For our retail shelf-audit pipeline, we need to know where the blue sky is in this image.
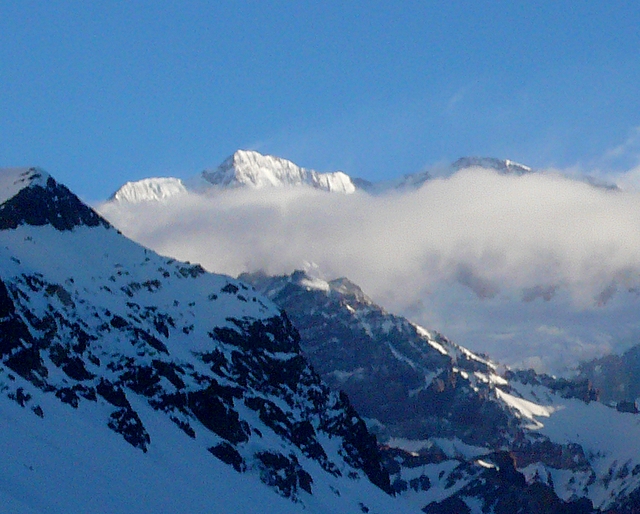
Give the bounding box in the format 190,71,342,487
2,1,640,201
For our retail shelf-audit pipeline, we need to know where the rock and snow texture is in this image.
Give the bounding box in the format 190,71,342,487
0,167,109,231
243,269,640,513
6,165,639,512
241,270,515,447
0,167,52,204
0,168,407,514
451,156,533,175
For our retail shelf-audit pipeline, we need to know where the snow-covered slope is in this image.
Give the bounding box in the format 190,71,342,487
108,151,357,203
109,177,188,203
106,152,537,203
202,150,357,193
106,150,618,207
0,168,409,514
0,381,358,514
242,269,640,513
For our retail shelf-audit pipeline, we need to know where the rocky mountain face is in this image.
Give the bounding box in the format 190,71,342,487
0,168,405,513
242,269,640,513
577,344,640,405
452,156,533,175
240,271,516,447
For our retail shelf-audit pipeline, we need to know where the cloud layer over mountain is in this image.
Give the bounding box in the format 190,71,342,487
99,167,640,374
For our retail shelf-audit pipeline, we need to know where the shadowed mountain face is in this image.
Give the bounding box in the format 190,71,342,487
0,168,109,230
241,269,640,513
0,167,399,513
578,345,640,405
451,156,532,175
241,271,597,444
241,270,515,446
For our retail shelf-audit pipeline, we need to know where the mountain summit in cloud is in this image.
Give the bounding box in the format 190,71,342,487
109,150,358,203
107,150,541,204
99,153,640,376
202,150,357,193
451,156,533,175
109,177,188,203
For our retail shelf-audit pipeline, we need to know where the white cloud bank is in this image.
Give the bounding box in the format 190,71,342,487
98,168,640,374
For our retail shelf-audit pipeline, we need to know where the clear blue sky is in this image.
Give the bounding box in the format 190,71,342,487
2,1,640,201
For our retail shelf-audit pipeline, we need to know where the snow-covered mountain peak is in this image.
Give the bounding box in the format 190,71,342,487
104,150,358,205
0,167,109,231
202,150,357,193
109,177,188,203
0,167,51,204
328,277,372,304
104,152,548,207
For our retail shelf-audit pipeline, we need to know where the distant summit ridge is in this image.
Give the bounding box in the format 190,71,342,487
202,150,356,193
108,150,357,203
107,150,544,205
109,177,187,203
452,156,533,175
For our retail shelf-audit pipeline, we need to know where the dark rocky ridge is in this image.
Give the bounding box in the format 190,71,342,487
0,168,110,231
241,270,627,513
242,270,530,446
578,344,640,405
452,156,533,175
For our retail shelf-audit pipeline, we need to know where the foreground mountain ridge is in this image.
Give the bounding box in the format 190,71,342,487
0,167,407,513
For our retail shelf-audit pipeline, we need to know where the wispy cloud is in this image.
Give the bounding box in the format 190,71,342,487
602,126,640,164
446,87,467,113
98,167,640,374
